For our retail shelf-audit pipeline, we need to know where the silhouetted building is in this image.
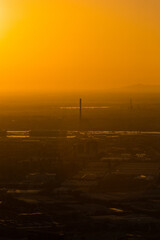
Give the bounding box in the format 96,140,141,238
130,98,133,110
80,98,82,120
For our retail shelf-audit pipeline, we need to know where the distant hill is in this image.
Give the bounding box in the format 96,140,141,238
124,84,160,93
106,84,160,94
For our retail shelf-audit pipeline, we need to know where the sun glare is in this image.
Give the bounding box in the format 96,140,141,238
0,2,8,35
0,1,26,38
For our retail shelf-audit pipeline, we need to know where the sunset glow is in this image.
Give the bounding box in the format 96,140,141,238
0,0,159,93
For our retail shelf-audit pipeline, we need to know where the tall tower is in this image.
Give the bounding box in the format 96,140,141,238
80,98,82,120
130,98,133,111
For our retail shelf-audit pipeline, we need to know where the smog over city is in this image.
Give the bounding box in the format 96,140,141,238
0,1,160,240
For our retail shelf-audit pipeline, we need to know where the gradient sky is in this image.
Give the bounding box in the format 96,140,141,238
0,0,159,93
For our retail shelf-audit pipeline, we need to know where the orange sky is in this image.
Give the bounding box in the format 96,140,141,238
0,0,159,93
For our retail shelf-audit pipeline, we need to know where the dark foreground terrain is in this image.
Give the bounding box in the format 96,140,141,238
0,131,159,239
